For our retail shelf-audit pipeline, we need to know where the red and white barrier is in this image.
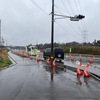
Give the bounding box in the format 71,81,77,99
89,56,95,64
36,55,40,62
76,61,83,75
83,63,91,77
46,57,50,65
52,58,57,67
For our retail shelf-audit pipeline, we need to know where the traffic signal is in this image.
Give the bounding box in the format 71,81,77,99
77,15,85,19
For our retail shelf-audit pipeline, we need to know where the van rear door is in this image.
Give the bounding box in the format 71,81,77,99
54,48,64,59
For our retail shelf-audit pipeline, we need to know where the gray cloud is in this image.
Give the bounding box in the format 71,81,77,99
0,0,100,46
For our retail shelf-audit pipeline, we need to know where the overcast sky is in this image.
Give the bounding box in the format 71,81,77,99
0,0,100,46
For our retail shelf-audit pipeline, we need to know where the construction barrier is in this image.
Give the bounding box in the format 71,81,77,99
83,63,91,77
76,61,83,75
36,55,40,62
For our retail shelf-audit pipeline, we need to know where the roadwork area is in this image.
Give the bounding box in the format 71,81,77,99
0,52,100,100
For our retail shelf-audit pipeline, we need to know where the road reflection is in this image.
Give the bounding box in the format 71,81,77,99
76,74,90,88
76,75,82,85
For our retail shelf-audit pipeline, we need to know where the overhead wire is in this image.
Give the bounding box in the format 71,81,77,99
59,0,86,42
31,0,81,41
55,21,81,41
54,5,82,41
54,5,81,35
59,0,84,36
30,0,83,42
71,0,85,36
65,0,75,16
75,0,87,31
74,0,80,14
30,0,49,16
62,0,86,41
54,5,72,15
76,0,86,30
76,0,88,42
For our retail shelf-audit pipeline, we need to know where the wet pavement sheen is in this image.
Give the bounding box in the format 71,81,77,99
0,52,100,100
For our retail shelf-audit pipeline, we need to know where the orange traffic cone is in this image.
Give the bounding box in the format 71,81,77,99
89,56,95,64
30,55,33,59
36,55,40,62
52,58,57,74
84,63,91,77
52,58,57,67
22,50,25,57
46,57,50,65
76,62,83,75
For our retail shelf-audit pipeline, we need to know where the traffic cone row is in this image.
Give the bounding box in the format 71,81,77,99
76,61,91,77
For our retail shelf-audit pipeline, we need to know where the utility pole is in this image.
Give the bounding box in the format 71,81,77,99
51,0,54,81
50,0,85,81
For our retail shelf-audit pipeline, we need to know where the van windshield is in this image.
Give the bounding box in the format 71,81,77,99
54,48,63,53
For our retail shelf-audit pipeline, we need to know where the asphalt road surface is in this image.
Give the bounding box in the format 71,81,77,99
0,52,100,100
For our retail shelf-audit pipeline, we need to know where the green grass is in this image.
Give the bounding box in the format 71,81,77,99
0,59,12,68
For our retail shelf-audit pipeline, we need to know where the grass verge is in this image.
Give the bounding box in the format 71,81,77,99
0,48,12,69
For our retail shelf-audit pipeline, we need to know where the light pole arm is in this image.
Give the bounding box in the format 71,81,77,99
54,14,71,18
54,14,85,21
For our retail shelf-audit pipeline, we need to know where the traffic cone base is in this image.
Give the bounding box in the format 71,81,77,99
76,70,83,75
30,56,33,59
84,72,91,77
36,56,41,62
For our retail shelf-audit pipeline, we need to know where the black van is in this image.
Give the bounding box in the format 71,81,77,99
43,47,64,61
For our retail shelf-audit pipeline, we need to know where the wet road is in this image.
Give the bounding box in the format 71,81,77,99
0,52,100,100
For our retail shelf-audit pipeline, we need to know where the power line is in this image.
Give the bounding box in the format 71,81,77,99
30,0,49,16
77,0,82,14
61,0,72,15
29,0,83,42
63,0,85,37
55,21,82,41
54,5,72,15
65,0,75,16
74,0,88,41
56,0,82,35
74,0,80,14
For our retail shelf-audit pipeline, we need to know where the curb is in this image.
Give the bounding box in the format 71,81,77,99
89,73,100,81
0,53,17,71
52,61,100,81
63,64,100,81
8,55,17,66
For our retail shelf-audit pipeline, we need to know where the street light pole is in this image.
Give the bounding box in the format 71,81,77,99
50,0,84,81
51,0,54,81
